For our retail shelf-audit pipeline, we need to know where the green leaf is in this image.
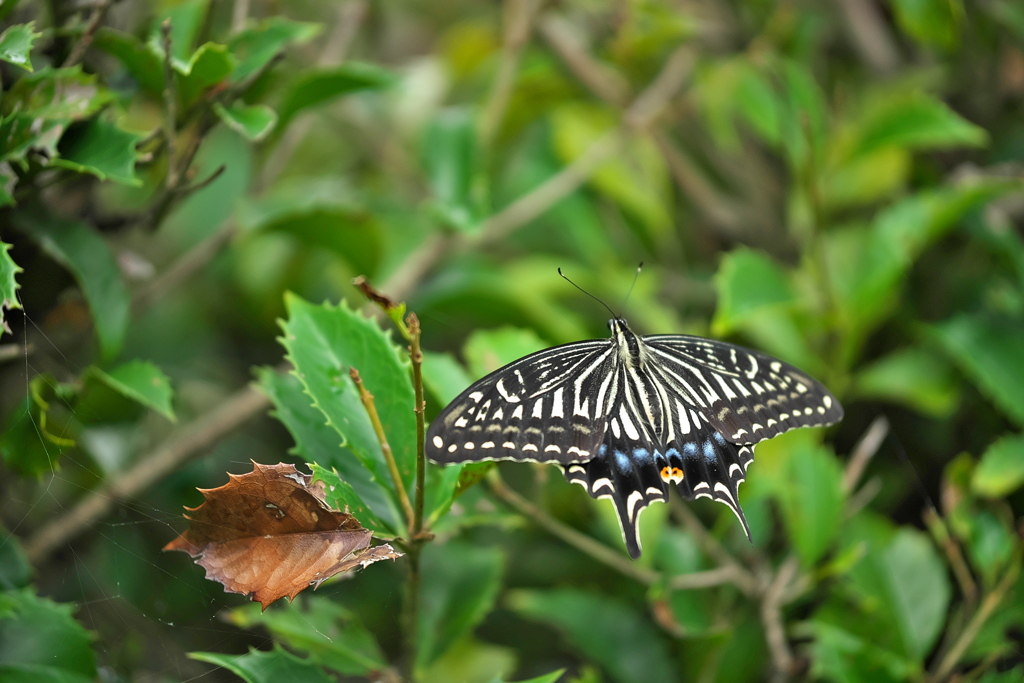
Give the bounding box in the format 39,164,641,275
53,119,142,186
756,430,845,567
972,433,1024,498
0,241,22,336
0,589,97,683
803,619,916,683
214,102,277,141
551,103,671,239
417,541,504,669
853,92,985,156
84,360,175,422
489,670,567,683
422,351,472,406
16,210,129,359
932,313,1024,426
257,367,400,532
421,107,485,231
174,42,235,108
712,248,796,334
226,599,386,675
190,646,334,683
510,588,676,683
279,295,416,529
151,0,209,61
228,16,321,83
892,0,963,50
463,327,547,379
92,29,163,94
0,22,39,71
0,396,68,477
0,523,32,590
277,62,397,127
853,346,960,417
236,177,381,274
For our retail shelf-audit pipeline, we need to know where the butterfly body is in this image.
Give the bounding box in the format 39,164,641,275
427,318,843,559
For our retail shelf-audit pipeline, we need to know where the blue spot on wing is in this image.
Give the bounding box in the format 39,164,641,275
614,450,633,473
713,431,726,445
702,440,716,463
632,448,652,464
682,442,698,458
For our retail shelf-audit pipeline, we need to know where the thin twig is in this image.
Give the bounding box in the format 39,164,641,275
480,0,539,145
836,0,902,74
668,497,758,595
231,0,251,34
486,472,660,585
408,313,427,538
842,415,888,493
924,507,979,610
62,0,114,68
349,367,416,528
25,384,271,563
668,565,746,591
762,556,799,682
928,552,1022,682
161,20,179,191
538,14,630,106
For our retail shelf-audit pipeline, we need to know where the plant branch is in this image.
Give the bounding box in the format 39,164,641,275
349,367,416,529
924,507,978,610
928,552,1022,682
486,472,660,585
160,20,179,191
842,415,888,493
62,0,114,68
480,0,539,145
25,384,271,563
668,497,758,595
761,556,799,682
407,313,427,538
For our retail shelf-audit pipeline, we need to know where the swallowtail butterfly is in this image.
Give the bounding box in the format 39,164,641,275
426,318,843,558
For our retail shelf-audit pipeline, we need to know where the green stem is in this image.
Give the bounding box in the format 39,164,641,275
349,366,415,529
408,312,426,538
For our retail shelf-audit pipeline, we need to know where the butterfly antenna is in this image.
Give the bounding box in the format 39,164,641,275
622,261,643,311
558,267,618,319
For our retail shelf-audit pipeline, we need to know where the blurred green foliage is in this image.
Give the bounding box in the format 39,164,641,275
1,0,1024,681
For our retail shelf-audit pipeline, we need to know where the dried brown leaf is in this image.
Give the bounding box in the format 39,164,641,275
164,461,401,609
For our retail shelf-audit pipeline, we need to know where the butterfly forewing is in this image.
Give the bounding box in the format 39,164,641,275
644,335,843,444
426,340,615,465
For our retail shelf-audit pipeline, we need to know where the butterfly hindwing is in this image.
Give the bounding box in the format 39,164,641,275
426,340,614,465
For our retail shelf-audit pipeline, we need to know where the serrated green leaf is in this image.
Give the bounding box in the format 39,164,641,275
16,210,129,360
853,346,959,417
932,313,1024,426
463,327,547,379
190,646,334,683
712,248,796,334
0,589,97,682
85,360,175,422
0,241,22,336
278,62,397,127
551,103,671,238
510,588,676,683
0,22,39,71
258,367,400,532
892,0,963,50
229,16,321,83
214,101,277,141
279,295,416,531
972,433,1024,498
417,541,504,669
53,119,142,186
226,599,386,675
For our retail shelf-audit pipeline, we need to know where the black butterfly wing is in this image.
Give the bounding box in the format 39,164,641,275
426,340,616,465
643,335,844,444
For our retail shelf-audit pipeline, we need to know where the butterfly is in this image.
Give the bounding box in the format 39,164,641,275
426,317,843,558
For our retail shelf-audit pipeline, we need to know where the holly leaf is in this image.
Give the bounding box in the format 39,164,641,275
0,241,22,336
0,22,39,71
164,462,401,609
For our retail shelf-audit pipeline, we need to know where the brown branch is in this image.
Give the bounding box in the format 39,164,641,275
160,20,179,191
62,0,114,68
486,472,660,585
538,14,630,107
25,384,271,563
668,496,758,595
761,556,799,682
842,415,888,493
836,0,902,74
924,507,978,610
480,0,540,145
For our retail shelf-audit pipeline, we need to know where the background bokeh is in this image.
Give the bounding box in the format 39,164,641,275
2,0,1024,681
